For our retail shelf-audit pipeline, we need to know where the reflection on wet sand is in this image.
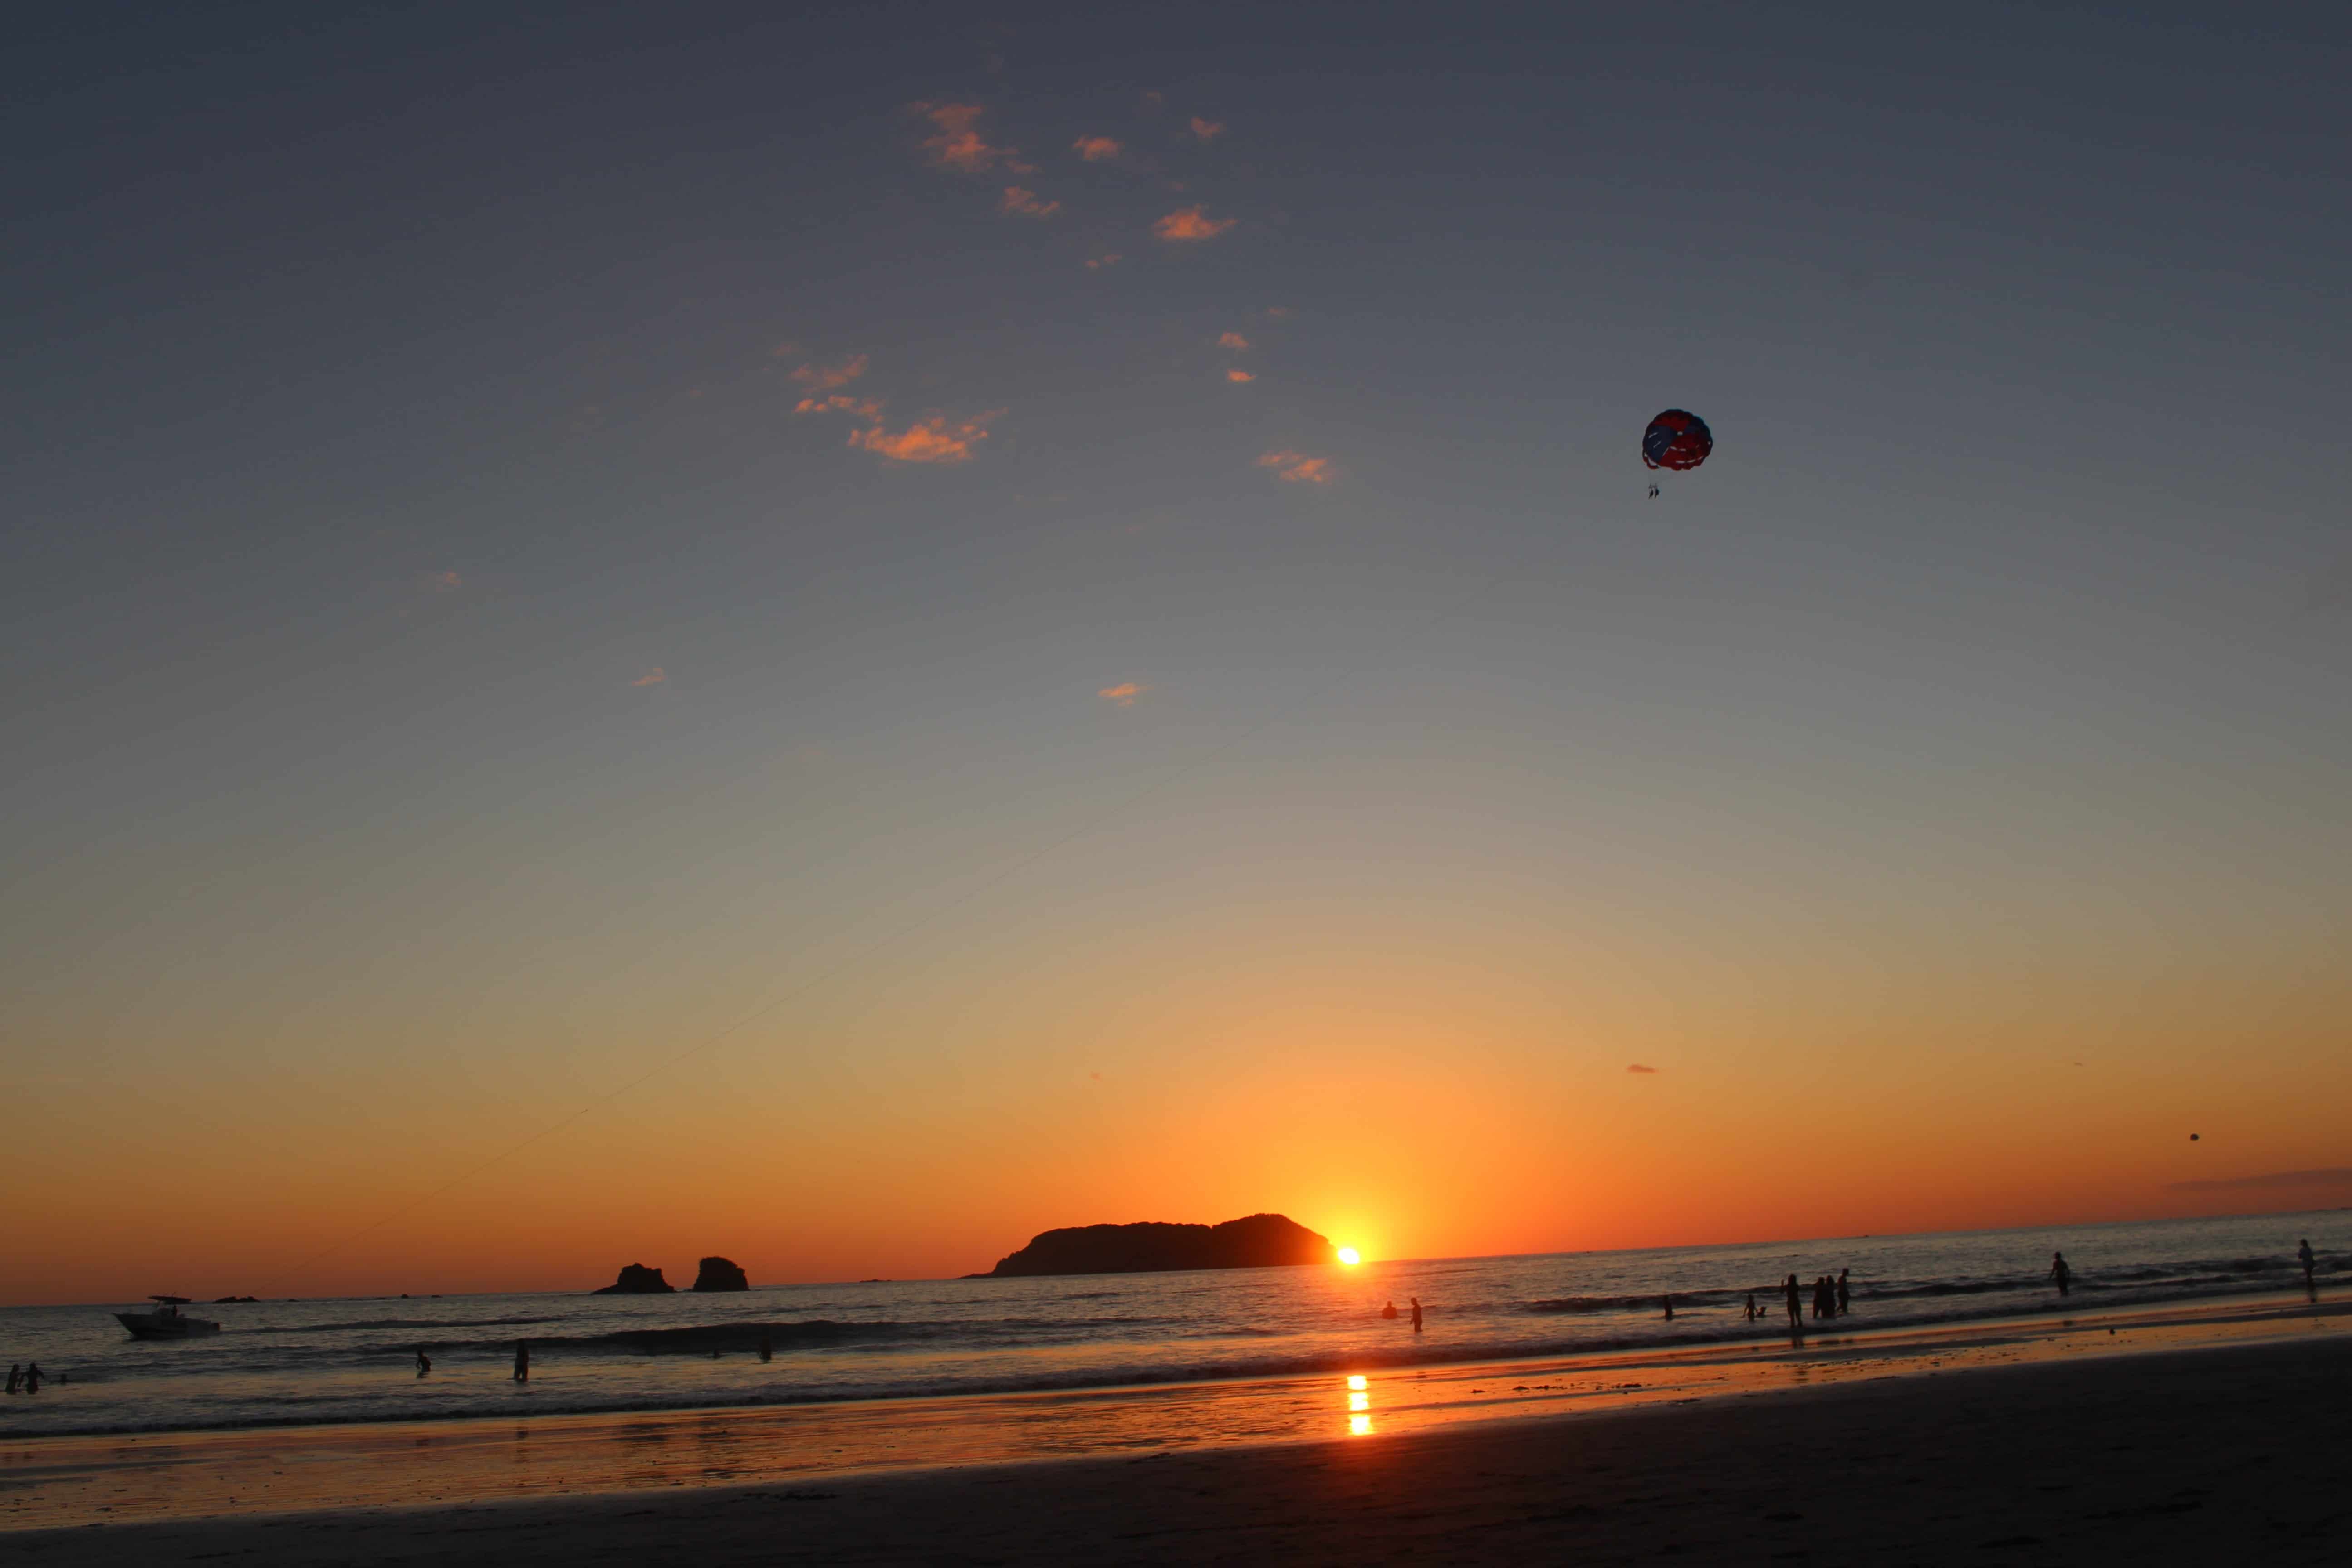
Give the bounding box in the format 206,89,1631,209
3,1293,2340,1531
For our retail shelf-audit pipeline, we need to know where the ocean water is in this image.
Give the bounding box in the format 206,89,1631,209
0,1210,2341,1440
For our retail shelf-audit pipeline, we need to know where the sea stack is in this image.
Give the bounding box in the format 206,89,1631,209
980,1213,1335,1277
593,1263,676,1294
691,1256,750,1292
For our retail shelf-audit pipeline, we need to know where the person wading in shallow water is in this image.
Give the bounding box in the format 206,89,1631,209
1410,1297,1423,1332
1837,1268,1851,1316
416,1349,431,1377
2300,1239,2318,1291
513,1340,529,1383
1783,1274,1802,1328
2049,1252,2072,1298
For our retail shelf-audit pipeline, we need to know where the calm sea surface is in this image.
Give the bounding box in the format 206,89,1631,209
1,1210,2341,1439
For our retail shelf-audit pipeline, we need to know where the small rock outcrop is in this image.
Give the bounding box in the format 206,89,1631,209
691,1255,750,1292
593,1263,676,1294
979,1213,1335,1278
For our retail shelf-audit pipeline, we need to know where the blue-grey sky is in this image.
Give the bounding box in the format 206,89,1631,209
5,1,2349,1300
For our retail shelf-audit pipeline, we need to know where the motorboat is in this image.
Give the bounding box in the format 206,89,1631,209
114,1295,221,1339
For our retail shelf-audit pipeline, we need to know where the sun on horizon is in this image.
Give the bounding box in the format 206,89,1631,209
1336,1247,1362,1266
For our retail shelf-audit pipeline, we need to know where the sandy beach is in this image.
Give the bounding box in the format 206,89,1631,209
6,1297,2344,1564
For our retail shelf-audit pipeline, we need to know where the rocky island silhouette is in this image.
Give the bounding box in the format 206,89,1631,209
976,1213,1335,1277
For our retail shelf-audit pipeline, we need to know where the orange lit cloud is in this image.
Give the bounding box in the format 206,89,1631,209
1085,252,1122,270
999,186,1061,218
794,392,886,420
1097,682,1144,707
1073,135,1121,162
790,354,868,395
632,668,667,688
848,412,998,464
914,102,1029,174
1256,451,1331,484
423,569,462,593
1189,117,1225,141
1153,206,1235,242
1225,369,1255,383
1627,1063,1659,1074
1217,331,1250,351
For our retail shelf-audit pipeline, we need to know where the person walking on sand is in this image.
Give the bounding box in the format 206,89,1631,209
1837,1268,1851,1316
1410,1297,1423,1332
2299,1239,2317,1290
512,1340,529,1383
2049,1252,2071,1298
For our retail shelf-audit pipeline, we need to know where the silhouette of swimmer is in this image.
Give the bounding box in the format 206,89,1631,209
416,1349,431,1377
2300,1239,2318,1289
1410,1297,1423,1332
2049,1252,2071,1297
1837,1268,1851,1316
1381,1300,1399,1320
512,1340,529,1383
1783,1274,1802,1327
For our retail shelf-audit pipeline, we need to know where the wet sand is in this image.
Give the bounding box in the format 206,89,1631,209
5,1298,2347,1563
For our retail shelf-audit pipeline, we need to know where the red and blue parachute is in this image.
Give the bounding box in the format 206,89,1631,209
1642,409,1713,475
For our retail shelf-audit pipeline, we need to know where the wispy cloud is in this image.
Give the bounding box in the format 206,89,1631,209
913,102,1029,174
790,354,868,395
1225,369,1255,383
1189,117,1225,141
1264,305,1292,318
423,569,462,593
1153,206,1236,242
632,667,667,687
1085,252,1122,270
2168,1167,2352,1192
1073,135,1122,162
1000,186,1061,218
1217,331,1250,351
848,412,999,464
1097,682,1144,707
1256,450,1332,485
795,392,887,420
1626,1063,1658,1074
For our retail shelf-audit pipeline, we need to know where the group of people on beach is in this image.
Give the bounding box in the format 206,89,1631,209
1735,1269,1851,1328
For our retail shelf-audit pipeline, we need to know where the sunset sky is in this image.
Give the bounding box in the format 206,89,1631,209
6,2,2349,1304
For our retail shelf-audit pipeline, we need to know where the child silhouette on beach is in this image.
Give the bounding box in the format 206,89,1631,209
2049,1252,2071,1297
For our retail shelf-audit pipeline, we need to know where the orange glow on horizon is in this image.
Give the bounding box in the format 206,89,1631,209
1336,1246,1361,1265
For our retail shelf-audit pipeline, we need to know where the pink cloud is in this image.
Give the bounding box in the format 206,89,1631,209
1000,186,1061,218
790,354,868,394
1217,330,1250,351
1073,135,1122,162
1626,1063,1658,1074
1189,117,1225,141
1225,369,1255,383
913,102,1029,174
1256,450,1331,484
794,392,886,419
848,412,999,464
1153,206,1236,242
1085,252,1123,270
1097,681,1144,707
632,667,667,688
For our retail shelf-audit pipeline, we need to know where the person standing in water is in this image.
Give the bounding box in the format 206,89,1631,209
416,1349,431,1377
22,1364,40,1394
1410,1297,1423,1332
2299,1239,2318,1290
2049,1252,2072,1297
1661,1294,1675,1321
1836,1268,1851,1316
512,1340,529,1383
5,1365,17,1394
1783,1274,1802,1328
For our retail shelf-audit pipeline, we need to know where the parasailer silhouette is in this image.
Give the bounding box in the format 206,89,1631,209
1642,409,1712,498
